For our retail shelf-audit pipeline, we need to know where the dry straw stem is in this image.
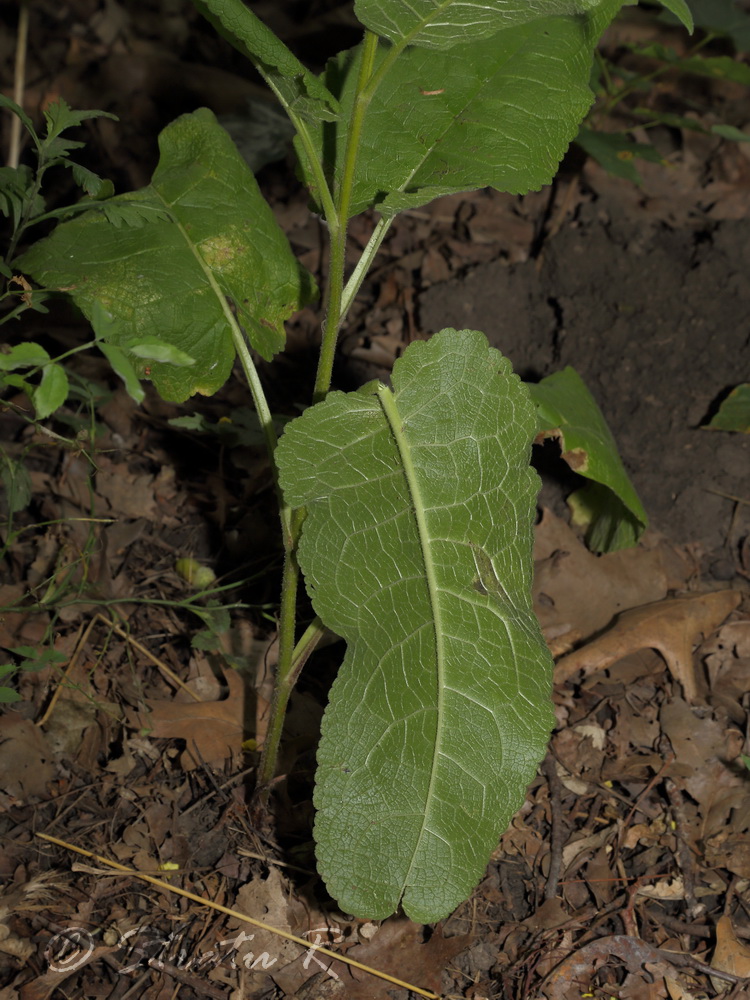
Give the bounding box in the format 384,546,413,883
36,833,441,999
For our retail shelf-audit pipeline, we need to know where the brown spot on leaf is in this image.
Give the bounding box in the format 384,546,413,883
561,446,588,472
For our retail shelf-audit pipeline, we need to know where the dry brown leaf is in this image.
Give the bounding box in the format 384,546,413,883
0,714,55,800
554,591,742,701
96,464,158,520
533,509,688,656
704,828,750,879
540,935,669,999
664,974,703,1000
711,915,750,993
230,868,301,973
128,667,244,770
336,919,471,999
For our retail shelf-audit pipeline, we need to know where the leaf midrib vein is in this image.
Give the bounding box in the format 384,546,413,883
375,382,446,904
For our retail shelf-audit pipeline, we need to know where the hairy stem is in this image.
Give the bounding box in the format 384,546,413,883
256,544,300,792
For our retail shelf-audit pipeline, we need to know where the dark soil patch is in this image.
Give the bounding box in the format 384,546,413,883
419,192,750,576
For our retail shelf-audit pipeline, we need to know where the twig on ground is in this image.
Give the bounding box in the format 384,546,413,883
542,756,565,901
665,776,699,917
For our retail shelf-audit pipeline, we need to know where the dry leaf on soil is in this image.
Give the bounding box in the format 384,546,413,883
330,919,471,1000
711,915,750,993
0,714,55,800
540,934,689,1000
533,509,688,656
223,867,301,975
127,667,244,770
554,591,742,701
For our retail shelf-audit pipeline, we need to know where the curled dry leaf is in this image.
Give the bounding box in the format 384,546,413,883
554,591,742,701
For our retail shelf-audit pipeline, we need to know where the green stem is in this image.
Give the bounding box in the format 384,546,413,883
229,323,292,549
253,75,338,229
255,604,328,795
313,30,380,403
255,544,299,790
340,215,394,322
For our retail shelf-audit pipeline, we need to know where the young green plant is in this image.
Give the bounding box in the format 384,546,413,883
12,0,691,921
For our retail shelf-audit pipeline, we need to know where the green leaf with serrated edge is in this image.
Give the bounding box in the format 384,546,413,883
303,1,624,217
69,162,109,197
276,329,554,922
42,99,118,140
1,374,32,394
10,646,67,671
0,343,50,371
575,126,665,185
9,646,35,658
192,0,339,123
191,629,222,652
355,0,623,49
190,603,231,635
98,201,172,228
44,138,86,161
0,165,41,228
528,367,647,552
0,688,22,703
703,383,750,433
18,109,315,402
32,363,69,420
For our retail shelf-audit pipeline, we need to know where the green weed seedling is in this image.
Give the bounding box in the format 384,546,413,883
4,0,693,922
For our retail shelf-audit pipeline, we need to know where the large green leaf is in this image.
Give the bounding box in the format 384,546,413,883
528,367,648,552
18,109,314,402
276,329,554,922
306,1,624,215
354,0,612,50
